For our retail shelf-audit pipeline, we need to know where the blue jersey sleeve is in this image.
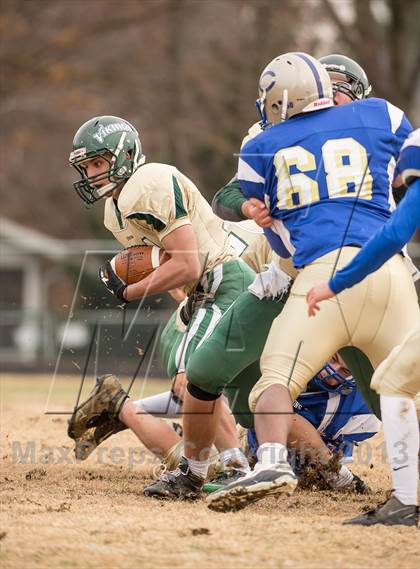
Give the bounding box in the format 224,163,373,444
394,114,412,156
395,129,420,185
329,179,420,294
237,137,266,201
385,101,413,164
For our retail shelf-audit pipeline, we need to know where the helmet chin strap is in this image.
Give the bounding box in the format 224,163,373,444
280,89,288,122
256,90,268,127
96,181,120,198
95,146,126,199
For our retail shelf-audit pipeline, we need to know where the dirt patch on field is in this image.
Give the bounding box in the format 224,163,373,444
1,375,419,569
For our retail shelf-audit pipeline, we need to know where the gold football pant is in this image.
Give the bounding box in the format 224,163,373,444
371,328,420,399
249,247,419,411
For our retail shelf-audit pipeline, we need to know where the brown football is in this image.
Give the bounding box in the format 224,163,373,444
110,245,170,285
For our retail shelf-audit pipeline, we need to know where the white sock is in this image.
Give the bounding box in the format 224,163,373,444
186,457,209,479
219,448,250,472
321,464,354,489
256,442,288,467
132,391,182,417
380,395,419,506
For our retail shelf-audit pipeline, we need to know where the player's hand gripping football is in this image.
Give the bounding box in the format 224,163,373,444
99,261,128,303
241,197,273,228
306,282,335,317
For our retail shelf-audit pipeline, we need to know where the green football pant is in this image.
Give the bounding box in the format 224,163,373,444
160,259,255,380
161,289,380,427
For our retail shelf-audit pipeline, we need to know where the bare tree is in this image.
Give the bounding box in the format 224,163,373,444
1,0,416,238
322,0,420,119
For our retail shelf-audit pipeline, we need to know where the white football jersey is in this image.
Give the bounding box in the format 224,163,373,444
104,163,237,291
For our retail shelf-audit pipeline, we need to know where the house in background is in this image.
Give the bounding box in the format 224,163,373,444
0,217,117,366
0,218,174,374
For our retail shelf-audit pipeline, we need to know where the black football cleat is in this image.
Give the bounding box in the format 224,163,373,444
348,473,370,495
143,457,204,500
343,495,419,527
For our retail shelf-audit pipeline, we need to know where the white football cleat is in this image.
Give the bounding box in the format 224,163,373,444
207,460,297,512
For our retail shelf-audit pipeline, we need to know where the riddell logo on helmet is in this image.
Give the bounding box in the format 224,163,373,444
93,123,132,144
302,98,333,113
313,98,332,107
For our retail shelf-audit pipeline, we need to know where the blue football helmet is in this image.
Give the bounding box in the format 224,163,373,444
311,361,356,395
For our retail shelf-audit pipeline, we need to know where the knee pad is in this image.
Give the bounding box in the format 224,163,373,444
187,382,221,401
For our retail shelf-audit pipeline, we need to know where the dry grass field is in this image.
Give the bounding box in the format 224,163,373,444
1,374,419,569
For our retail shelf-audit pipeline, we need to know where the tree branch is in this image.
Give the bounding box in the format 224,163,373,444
321,0,361,52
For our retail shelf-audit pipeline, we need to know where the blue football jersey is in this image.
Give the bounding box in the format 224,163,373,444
238,98,412,267
247,386,380,465
296,387,381,462
295,387,380,447
329,178,420,294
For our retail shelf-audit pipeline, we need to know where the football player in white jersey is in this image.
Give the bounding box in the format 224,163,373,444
69,117,257,495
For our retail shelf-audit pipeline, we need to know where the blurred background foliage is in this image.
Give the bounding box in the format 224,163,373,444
1,0,419,238
1,0,419,372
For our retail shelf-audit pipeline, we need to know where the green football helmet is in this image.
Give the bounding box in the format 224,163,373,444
69,116,145,205
319,54,371,101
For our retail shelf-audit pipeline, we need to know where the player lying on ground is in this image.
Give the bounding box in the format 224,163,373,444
306,129,420,525
192,52,418,526
68,373,242,478
143,227,383,498
69,351,379,494
69,116,257,479
205,351,380,494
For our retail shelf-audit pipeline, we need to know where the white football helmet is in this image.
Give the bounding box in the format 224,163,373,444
256,52,334,126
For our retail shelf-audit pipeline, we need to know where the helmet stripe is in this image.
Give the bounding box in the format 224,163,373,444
294,52,324,99
114,132,127,158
